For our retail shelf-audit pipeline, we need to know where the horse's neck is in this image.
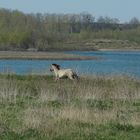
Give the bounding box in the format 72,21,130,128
53,68,59,75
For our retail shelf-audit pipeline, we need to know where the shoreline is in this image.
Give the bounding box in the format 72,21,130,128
0,51,97,60
0,49,139,60
98,48,140,51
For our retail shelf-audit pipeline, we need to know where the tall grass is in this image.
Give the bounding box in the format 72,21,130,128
0,74,140,140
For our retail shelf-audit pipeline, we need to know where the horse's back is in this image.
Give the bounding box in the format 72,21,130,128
58,69,73,77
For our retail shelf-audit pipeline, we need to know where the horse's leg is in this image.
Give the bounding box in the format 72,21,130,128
55,76,59,82
71,73,79,81
69,75,75,81
72,74,79,84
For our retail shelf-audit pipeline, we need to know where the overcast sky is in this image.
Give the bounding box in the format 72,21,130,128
0,0,140,22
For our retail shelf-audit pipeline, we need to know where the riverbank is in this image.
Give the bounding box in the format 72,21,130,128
0,51,97,60
60,39,140,51
0,48,140,61
99,48,140,51
0,74,140,140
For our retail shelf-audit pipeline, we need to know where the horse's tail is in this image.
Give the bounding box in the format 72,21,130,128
72,72,79,81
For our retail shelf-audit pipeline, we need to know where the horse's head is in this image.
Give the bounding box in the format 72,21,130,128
50,64,60,72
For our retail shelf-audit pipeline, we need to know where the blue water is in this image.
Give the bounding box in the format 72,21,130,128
0,51,140,77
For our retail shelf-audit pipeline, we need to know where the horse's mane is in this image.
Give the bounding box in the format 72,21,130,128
52,64,60,70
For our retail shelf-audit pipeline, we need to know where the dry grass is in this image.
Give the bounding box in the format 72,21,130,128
0,74,140,139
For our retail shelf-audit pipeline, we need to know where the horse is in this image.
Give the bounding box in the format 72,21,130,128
50,64,79,81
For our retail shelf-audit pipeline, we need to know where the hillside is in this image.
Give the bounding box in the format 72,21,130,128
60,39,140,51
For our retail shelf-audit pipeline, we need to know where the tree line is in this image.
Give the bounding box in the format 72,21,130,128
0,8,140,51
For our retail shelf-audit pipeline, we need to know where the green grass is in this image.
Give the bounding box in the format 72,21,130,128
0,74,140,140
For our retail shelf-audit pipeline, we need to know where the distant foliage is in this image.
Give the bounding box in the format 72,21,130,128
0,8,140,50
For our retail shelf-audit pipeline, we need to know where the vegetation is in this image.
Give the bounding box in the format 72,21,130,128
0,8,140,51
0,74,140,140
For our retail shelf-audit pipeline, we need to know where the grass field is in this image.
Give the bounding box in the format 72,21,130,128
0,74,140,140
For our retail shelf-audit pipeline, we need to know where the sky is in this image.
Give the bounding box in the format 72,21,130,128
0,0,140,23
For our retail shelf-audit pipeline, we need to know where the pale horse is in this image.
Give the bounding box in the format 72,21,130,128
50,64,79,81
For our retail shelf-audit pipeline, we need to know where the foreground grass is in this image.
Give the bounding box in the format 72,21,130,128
0,74,140,140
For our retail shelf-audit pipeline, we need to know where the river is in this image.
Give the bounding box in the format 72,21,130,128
0,51,140,77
